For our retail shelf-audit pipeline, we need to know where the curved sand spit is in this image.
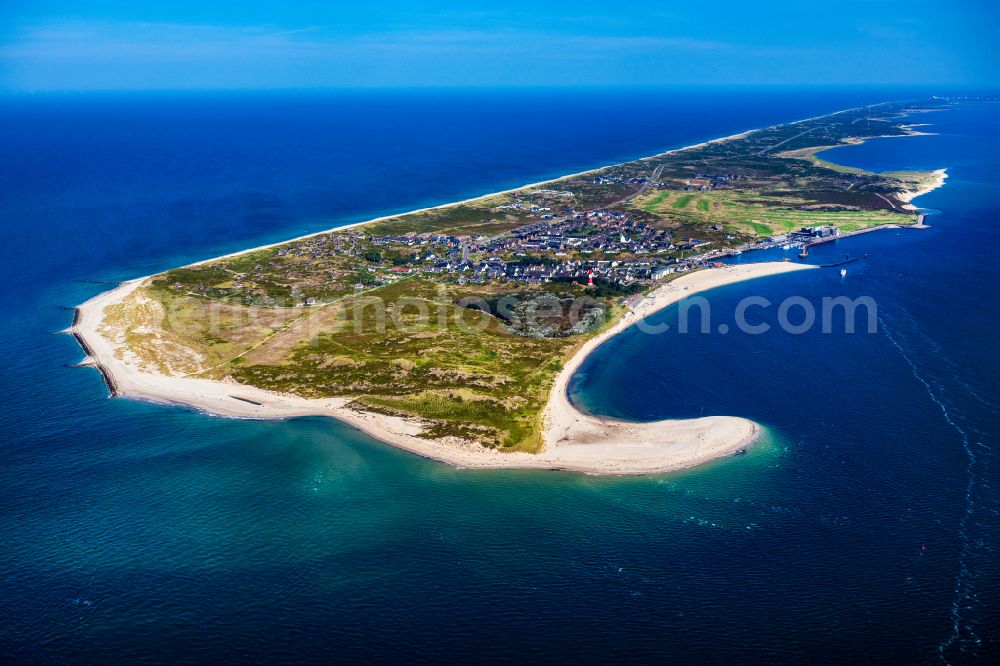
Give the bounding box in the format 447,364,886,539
73,261,815,475
69,100,944,475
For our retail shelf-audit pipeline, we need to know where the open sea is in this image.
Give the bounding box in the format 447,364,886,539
1,89,997,663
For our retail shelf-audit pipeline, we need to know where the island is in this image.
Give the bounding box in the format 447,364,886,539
72,98,949,474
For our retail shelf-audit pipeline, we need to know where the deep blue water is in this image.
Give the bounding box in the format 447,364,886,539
1,90,997,663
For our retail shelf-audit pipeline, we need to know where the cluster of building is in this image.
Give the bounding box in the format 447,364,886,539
683,173,739,191
592,173,650,186
790,225,840,240
184,178,862,304
256,206,701,289
502,209,675,254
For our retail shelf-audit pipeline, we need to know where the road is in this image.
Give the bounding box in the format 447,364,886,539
608,164,663,207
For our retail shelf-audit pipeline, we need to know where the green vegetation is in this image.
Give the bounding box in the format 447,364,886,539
672,194,696,209
745,221,773,236
641,190,671,213
223,279,585,451
634,188,918,237
776,144,870,175
109,98,947,452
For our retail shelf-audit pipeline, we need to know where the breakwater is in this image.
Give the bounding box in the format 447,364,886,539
69,307,120,398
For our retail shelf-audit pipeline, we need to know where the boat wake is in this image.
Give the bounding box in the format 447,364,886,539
879,314,987,662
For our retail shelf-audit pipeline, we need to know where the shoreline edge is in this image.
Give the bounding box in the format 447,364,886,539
74,262,815,475
69,100,950,475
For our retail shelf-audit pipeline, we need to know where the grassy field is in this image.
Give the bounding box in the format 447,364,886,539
672,194,696,209
116,278,609,452
777,144,943,192
776,144,869,175
634,188,917,237
230,278,595,451
641,191,670,213
107,99,944,454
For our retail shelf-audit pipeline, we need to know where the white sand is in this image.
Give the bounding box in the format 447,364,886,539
182,99,892,273
539,261,816,473
163,126,760,271
74,261,815,475
239,99,918,260
899,168,948,210
71,101,904,474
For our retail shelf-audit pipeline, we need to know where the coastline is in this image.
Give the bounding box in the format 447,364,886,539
149,97,895,273
159,127,759,271
776,120,949,214
899,168,948,210
73,262,813,475
538,261,816,473
69,100,941,475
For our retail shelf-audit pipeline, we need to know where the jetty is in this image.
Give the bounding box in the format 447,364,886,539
799,219,929,257
68,307,120,398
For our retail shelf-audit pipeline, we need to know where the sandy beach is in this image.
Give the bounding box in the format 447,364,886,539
99,98,900,281
67,100,907,475
899,168,948,210
166,126,760,271
176,98,898,273
73,261,815,475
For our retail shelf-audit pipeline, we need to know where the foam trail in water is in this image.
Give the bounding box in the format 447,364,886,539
882,307,1000,416
879,315,981,662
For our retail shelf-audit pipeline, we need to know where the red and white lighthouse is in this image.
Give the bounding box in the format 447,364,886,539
587,268,594,287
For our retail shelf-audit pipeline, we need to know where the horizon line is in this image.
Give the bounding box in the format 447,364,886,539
2,84,994,96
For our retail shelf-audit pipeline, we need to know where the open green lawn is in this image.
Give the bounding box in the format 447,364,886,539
742,221,773,235
641,190,671,213
635,188,917,237
672,194,696,209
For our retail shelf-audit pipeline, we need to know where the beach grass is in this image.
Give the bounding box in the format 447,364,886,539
99,99,944,456
130,277,594,452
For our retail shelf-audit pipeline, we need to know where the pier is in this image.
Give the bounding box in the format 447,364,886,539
819,256,861,268
798,220,928,257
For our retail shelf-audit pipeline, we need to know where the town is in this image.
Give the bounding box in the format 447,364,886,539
182,198,843,308
129,98,941,454
160,97,935,314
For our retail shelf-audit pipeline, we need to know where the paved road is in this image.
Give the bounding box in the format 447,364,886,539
608,164,663,207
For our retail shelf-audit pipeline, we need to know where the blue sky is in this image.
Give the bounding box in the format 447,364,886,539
0,0,995,90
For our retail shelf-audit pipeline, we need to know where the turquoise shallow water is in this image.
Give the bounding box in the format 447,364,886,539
1,91,997,662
